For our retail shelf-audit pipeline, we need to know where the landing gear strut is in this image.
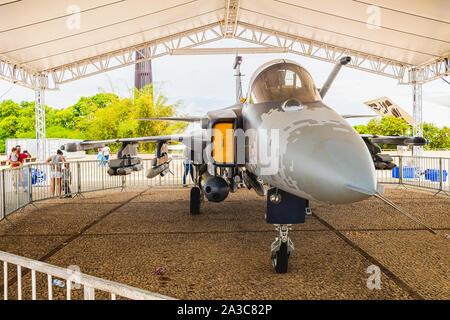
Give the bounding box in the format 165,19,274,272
271,224,294,273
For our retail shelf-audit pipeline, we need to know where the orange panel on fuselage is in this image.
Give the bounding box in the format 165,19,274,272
212,122,234,164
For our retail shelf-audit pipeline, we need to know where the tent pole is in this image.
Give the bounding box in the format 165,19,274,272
411,68,423,157
35,78,46,161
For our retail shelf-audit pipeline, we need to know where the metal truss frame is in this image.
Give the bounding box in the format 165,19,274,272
223,0,240,37
48,21,412,86
0,57,49,90
234,22,408,81
403,56,450,85
35,87,46,161
410,67,424,155
48,23,224,87
0,21,448,89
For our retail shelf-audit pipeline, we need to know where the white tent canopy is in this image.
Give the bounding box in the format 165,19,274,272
0,0,449,89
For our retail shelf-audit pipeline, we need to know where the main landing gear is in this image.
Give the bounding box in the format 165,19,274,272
190,186,202,215
190,165,204,215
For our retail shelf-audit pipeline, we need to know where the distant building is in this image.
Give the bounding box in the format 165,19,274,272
135,49,152,90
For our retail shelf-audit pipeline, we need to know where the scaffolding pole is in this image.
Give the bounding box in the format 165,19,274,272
411,68,424,156
35,86,46,161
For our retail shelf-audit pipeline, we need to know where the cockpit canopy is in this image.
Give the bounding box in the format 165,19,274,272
248,60,321,104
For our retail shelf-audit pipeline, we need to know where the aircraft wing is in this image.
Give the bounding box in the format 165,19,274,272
360,134,427,146
136,117,206,122
62,133,203,152
341,114,378,119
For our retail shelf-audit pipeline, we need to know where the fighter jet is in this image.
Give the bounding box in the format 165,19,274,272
62,56,427,273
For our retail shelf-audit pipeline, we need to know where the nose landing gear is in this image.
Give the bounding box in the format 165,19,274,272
267,188,308,273
271,224,294,273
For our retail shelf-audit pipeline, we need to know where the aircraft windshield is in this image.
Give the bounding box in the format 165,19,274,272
249,63,321,104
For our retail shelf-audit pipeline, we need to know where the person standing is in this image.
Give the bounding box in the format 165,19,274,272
97,147,103,166
46,149,65,198
8,147,18,167
10,145,31,167
9,146,31,191
62,162,72,198
182,148,194,186
8,147,19,190
102,144,111,166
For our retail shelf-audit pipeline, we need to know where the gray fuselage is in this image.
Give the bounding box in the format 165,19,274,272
242,100,377,204
239,58,377,204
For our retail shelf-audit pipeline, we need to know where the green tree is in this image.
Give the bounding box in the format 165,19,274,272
85,84,187,152
132,84,187,152
353,124,369,134
424,124,450,149
364,115,409,136
0,84,187,154
437,127,450,149
0,100,22,153
353,116,450,149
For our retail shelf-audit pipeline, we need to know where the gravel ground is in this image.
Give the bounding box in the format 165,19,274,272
0,186,448,300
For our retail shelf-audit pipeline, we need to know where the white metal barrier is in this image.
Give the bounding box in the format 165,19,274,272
0,156,448,223
0,158,193,222
376,156,450,194
0,250,174,300
0,156,448,300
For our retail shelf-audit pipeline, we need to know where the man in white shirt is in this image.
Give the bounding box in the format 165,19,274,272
102,144,111,166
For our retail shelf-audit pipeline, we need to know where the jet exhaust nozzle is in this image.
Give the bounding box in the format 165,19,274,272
202,174,229,202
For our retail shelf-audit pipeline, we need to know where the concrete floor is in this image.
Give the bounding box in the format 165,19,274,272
0,186,448,300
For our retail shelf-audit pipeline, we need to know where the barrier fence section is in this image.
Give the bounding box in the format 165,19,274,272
0,250,174,300
0,158,191,222
375,156,450,194
0,156,448,223
388,156,450,193
375,155,401,185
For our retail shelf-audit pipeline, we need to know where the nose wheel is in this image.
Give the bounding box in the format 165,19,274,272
271,224,294,273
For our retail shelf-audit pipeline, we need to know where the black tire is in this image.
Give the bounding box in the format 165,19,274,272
190,187,201,215
274,242,289,274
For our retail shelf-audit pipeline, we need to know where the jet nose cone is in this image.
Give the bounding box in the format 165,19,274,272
279,127,377,204
315,137,377,203
252,101,377,204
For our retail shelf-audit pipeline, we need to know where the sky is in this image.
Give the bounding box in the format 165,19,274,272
0,39,449,128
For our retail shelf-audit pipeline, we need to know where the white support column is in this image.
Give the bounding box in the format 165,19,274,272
35,78,46,161
411,68,424,156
